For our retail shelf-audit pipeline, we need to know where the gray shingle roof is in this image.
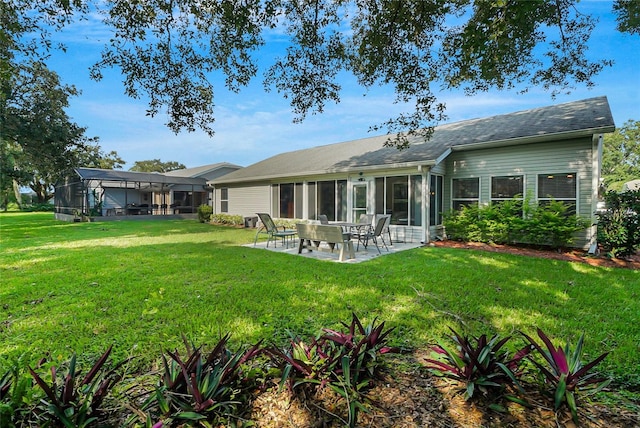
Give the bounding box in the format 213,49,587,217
75,168,207,185
213,96,614,184
165,162,241,178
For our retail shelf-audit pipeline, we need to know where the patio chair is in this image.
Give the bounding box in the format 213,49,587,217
375,214,392,246
354,215,390,254
357,213,374,226
254,213,297,248
318,214,329,224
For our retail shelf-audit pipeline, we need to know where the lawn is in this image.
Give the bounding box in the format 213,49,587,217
1,211,639,392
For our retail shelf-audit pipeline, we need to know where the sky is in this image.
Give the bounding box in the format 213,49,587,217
44,1,640,170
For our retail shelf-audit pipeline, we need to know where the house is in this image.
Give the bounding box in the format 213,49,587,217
55,162,241,220
209,97,615,248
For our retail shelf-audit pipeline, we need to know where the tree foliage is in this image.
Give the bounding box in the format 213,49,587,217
602,120,640,191
3,1,639,148
129,159,186,173
0,60,121,204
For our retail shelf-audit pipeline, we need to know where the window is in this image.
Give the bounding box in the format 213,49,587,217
491,176,523,201
538,173,577,214
220,188,228,213
452,178,479,210
491,176,523,215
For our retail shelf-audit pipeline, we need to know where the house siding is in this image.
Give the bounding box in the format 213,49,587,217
444,137,595,247
217,185,271,217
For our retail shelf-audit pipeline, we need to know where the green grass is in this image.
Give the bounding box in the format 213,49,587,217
1,212,638,388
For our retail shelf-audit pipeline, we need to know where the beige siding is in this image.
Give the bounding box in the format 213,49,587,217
216,185,271,217
444,138,595,247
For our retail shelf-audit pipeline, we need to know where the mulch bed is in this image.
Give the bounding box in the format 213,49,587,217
247,241,639,427
431,240,640,270
248,353,640,427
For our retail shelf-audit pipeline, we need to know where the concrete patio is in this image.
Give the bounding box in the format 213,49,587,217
247,237,424,263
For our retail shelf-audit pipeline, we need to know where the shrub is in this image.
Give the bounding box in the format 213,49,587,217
596,190,640,258
424,328,531,401
197,204,213,223
210,213,244,226
518,200,588,248
268,313,398,428
443,196,588,249
1,359,36,426
139,334,262,426
521,328,611,424
27,346,125,427
21,203,55,212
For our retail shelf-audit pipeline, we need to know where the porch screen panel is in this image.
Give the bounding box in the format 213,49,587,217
307,182,316,220
410,175,422,226
429,175,443,226
279,183,294,218
295,183,303,218
318,181,335,221
337,180,347,222
375,177,385,215
271,185,278,216
387,175,408,225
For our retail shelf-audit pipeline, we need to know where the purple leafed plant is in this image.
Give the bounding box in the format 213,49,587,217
28,345,124,427
521,328,611,424
424,328,531,401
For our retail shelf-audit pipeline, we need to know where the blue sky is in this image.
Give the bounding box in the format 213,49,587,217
45,1,639,170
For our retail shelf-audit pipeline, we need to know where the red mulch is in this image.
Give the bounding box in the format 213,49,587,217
431,240,640,270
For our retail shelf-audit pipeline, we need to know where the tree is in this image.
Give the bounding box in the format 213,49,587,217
0,61,98,203
73,145,126,170
602,120,640,191
4,1,640,148
130,159,186,173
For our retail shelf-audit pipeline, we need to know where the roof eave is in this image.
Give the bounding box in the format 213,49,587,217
211,160,437,185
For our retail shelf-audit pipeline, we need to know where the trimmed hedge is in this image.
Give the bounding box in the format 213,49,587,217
443,197,588,249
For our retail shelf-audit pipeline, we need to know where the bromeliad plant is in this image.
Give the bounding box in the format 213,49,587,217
424,328,532,401
27,345,124,428
269,313,399,428
521,328,611,424
141,334,262,426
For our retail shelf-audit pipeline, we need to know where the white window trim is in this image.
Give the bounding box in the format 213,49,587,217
490,175,525,203
536,172,579,214
451,177,481,209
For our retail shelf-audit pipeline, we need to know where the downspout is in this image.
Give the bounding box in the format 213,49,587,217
421,165,430,244
589,134,604,254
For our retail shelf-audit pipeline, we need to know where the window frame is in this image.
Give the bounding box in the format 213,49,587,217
220,188,229,213
451,177,480,211
537,172,578,214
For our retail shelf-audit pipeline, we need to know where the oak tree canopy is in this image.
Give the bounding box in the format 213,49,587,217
3,0,639,148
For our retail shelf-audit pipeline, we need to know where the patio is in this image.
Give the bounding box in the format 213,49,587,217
247,238,425,263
